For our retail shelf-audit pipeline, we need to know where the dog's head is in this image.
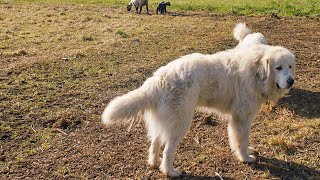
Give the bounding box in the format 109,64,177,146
272,49,296,90
166,2,171,6
127,4,133,11
255,46,296,99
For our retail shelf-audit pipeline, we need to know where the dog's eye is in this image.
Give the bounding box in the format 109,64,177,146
289,65,292,69
275,66,282,70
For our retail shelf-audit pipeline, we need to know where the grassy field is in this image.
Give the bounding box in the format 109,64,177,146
11,0,320,16
0,0,320,179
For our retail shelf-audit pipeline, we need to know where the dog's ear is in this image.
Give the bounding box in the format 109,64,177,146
255,53,278,94
254,54,277,97
254,54,270,80
290,52,296,77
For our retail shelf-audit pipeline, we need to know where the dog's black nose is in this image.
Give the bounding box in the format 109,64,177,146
287,77,294,86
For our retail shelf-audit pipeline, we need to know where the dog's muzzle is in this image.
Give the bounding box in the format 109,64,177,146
277,77,294,89
286,77,294,88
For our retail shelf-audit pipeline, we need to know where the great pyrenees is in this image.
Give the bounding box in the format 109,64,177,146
102,23,296,177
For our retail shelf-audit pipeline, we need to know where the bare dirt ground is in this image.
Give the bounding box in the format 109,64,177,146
0,3,319,179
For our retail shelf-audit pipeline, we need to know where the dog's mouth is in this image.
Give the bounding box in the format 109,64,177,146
276,83,293,89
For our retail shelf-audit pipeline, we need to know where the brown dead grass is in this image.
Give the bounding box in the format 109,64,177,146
0,2,319,179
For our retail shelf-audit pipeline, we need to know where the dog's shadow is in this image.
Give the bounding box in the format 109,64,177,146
278,88,320,119
170,155,320,179
170,174,234,180
250,156,320,179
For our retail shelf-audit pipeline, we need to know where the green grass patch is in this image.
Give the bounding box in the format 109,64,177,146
10,0,127,5
82,34,94,41
116,29,130,38
12,0,320,16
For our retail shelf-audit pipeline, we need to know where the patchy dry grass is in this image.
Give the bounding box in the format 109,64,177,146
0,2,319,179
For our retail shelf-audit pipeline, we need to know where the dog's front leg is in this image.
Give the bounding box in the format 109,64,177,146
139,6,142,14
228,115,256,162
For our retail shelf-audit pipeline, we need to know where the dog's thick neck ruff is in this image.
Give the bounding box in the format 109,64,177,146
257,82,289,102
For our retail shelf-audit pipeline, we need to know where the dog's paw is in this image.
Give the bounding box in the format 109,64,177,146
160,166,182,177
166,169,182,177
148,155,161,169
239,154,256,163
248,146,258,155
147,161,160,169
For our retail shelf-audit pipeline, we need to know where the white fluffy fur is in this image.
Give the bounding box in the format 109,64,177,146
102,23,296,177
233,22,251,42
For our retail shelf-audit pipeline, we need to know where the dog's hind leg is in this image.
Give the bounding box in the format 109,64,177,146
145,112,161,168
158,110,194,177
160,139,182,177
157,86,198,177
148,137,161,168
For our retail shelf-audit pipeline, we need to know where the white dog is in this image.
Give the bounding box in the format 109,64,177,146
102,23,296,177
127,0,149,14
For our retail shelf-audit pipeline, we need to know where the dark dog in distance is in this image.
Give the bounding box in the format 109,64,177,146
156,1,170,14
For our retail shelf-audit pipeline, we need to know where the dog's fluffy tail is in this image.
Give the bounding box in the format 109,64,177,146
233,22,252,42
102,77,158,127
